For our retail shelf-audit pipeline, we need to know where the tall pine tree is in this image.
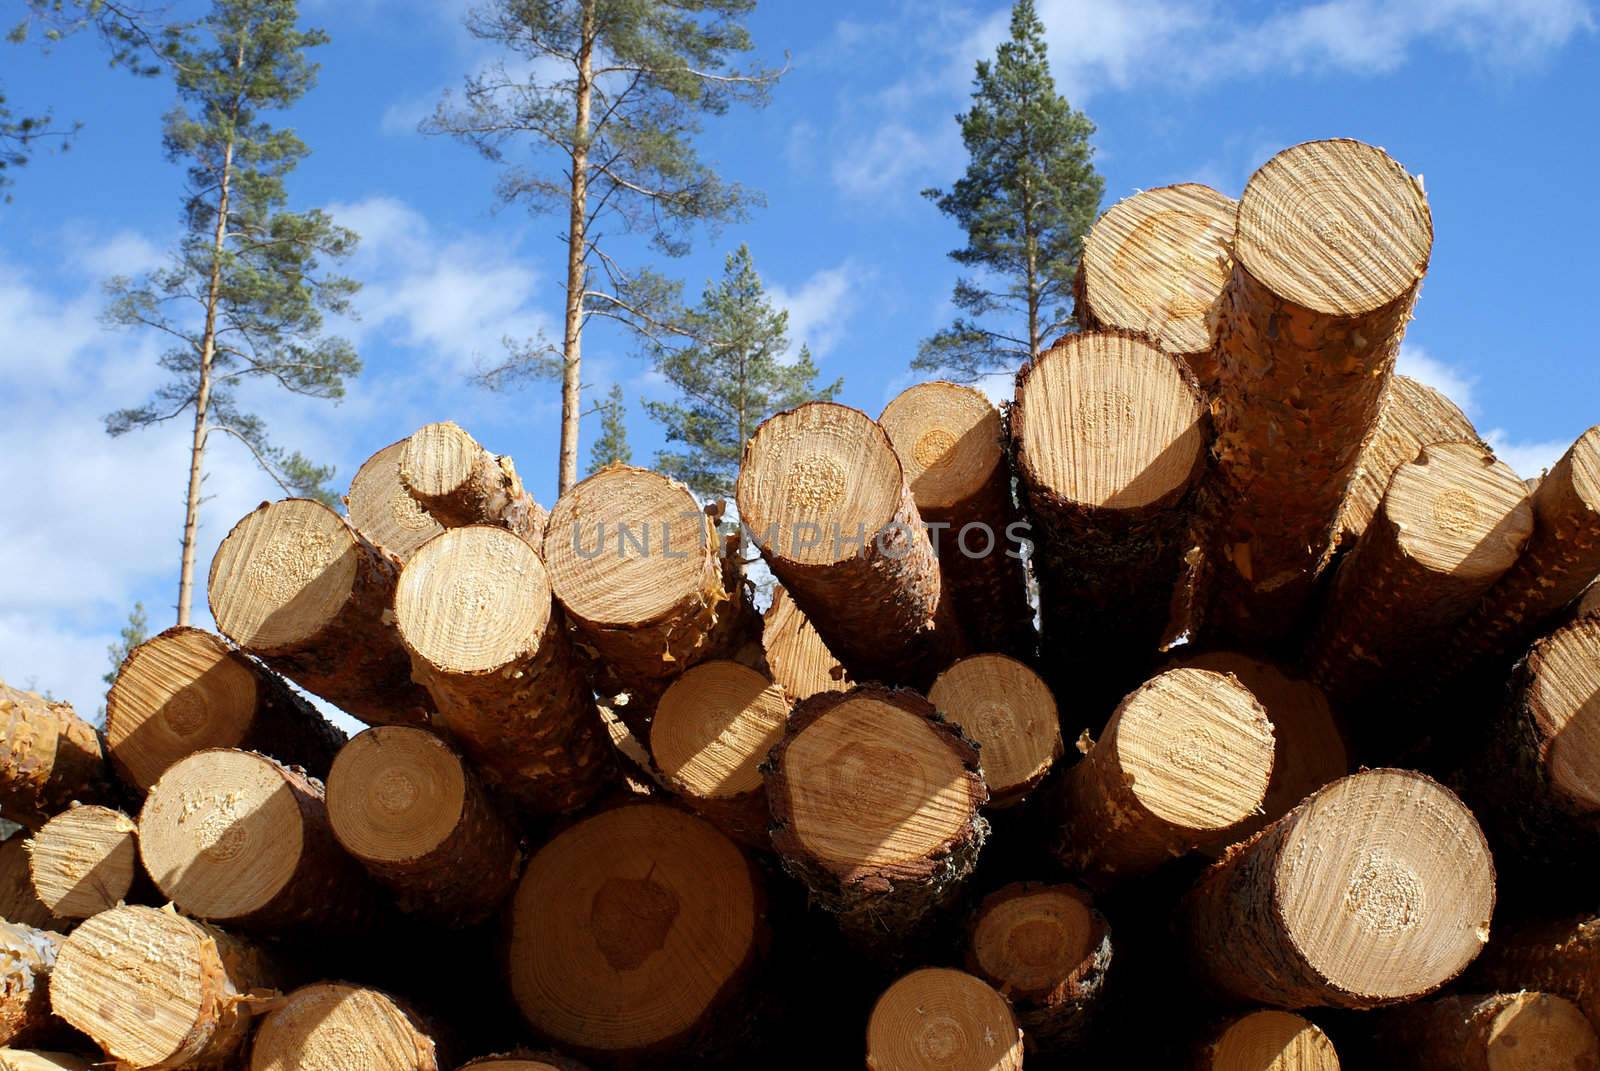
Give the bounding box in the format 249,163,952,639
104,0,360,626
588,383,632,473
916,0,1102,381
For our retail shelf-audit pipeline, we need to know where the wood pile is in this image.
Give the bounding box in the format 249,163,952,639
3,137,1599,1069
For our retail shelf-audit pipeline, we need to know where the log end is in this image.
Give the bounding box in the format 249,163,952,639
879,381,1004,513
966,882,1108,1004
27,805,138,920
347,437,445,563
1385,441,1532,579
327,727,467,865
650,661,787,801
1483,993,1599,1071
399,420,481,501
929,653,1063,807
865,968,1022,1071
1207,1010,1339,1070
250,983,438,1071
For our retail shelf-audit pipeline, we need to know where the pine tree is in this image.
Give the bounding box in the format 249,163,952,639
915,0,1103,382
104,0,360,627
103,602,149,688
588,383,632,473
423,0,783,494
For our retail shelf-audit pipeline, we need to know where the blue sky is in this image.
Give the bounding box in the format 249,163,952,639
2,0,1596,719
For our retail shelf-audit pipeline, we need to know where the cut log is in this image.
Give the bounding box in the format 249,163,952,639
1011,331,1207,696
879,381,1033,657
761,585,850,702
1335,374,1482,548
1074,183,1237,388
1578,580,1600,621
964,882,1110,1053
249,982,439,1071
0,921,63,1048
457,1058,590,1071
647,660,789,848
507,802,764,1065
394,525,613,815
1169,652,1348,848
865,967,1023,1071
1195,1010,1339,1070
1367,992,1598,1071
1309,441,1533,707
737,402,952,687
346,437,447,563
765,686,987,948
209,498,434,727
1469,915,1600,1030
399,421,546,544
327,727,520,926
0,684,110,828
1200,139,1432,642
0,1052,92,1071
50,904,278,1071
928,653,1063,807
0,841,56,933
1182,769,1494,1009
25,805,139,920
139,748,379,932
1054,668,1274,886
105,626,345,792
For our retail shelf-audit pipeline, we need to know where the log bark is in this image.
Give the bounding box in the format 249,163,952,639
25,805,141,920
1054,668,1274,887
1469,915,1600,1031
507,801,765,1067
249,982,439,1071
737,403,956,688
0,840,58,933
1181,769,1494,1009
50,904,279,1071
345,437,447,564
209,498,434,727
394,525,613,815
1197,139,1432,644
879,382,1034,658
865,968,1023,1071
1193,1010,1339,1070
0,684,111,829
0,922,63,1048
105,626,345,792
326,726,521,926
139,748,381,933
765,686,987,951
760,585,850,702
964,882,1110,1054
399,421,547,545
1577,580,1600,622
1074,183,1237,389
928,653,1063,808
1366,991,1599,1071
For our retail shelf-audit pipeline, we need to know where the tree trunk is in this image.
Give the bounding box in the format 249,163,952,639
1365,991,1599,1070
139,748,382,933
50,904,279,1071
557,0,596,495
879,381,1034,659
399,422,546,544
0,837,62,933
393,526,614,816
104,625,346,792
249,983,440,1071
0,921,64,1049
345,436,446,564
1053,668,1273,887
964,882,1110,1054
326,727,521,927
1469,915,1600,1031
1073,183,1237,389
1197,138,1432,645
927,653,1063,808
0,683,111,829
25,804,143,920
865,968,1023,1071
208,498,435,727
1193,1010,1339,1071
760,585,850,702
1181,769,1494,1009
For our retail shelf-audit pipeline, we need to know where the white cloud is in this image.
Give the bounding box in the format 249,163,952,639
1397,343,1478,417
1484,429,1570,481
831,122,962,201
65,228,167,279
770,261,867,360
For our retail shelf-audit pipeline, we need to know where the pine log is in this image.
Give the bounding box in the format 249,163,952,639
249,982,439,1071
105,626,345,792
345,437,446,563
0,841,56,933
765,686,987,948
1011,331,1207,695
879,381,1033,657
1074,183,1237,388
865,967,1023,1071
1182,769,1494,1009
1309,441,1532,707
1366,991,1598,1071
1055,668,1274,886
50,904,278,1071
0,922,63,1048
507,802,765,1066
458,1057,590,1071
394,525,613,815
326,727,520,926
1194,1010,1339,1070
737,402,954,688
1577,579,1600,621
139,749,380,932
0,684,111,828
964,882,1110,1053
928,653,1063,808
209,498,434,727
25,806,140,920
761,585,850,702
1469,915,1600,1030
399,421,546,544
1335,374,1482,548
0,1052,92,1071
647,660,789,848
1199,139,1432,643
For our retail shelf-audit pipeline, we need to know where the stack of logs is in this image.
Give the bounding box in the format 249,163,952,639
3,137,1600,1071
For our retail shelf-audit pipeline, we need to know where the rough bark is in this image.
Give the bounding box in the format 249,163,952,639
0,684,111,829
0,839,60,933
1365,991,1599,1071
249,982,440,1071
25,805,143,920
399,422,547,545
0,922,64,1048
1469,915,1600,1031
344,437,447,564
